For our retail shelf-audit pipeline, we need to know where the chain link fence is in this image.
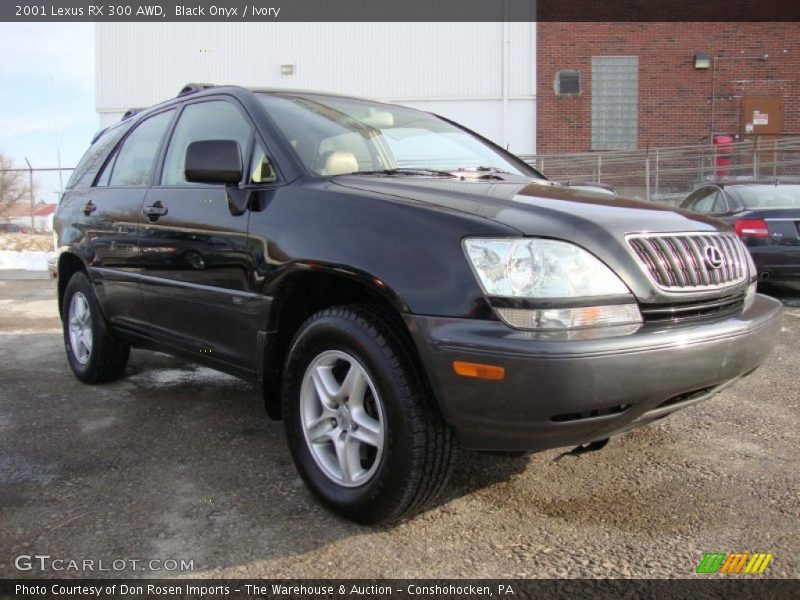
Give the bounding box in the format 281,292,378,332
5,137,800,223
519,136,800,206
0,165,74,231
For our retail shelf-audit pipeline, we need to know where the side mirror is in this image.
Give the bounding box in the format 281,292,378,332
185,140,243,185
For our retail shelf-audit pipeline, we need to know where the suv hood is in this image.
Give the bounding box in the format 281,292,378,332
333,176,722,236
333,176,738,304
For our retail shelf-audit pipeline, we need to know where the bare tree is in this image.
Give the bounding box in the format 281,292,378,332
0,151,34,215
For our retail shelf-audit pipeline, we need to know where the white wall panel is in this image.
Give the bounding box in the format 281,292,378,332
97,22,536,151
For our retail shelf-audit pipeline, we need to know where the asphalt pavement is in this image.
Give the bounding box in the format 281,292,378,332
0,276,797,578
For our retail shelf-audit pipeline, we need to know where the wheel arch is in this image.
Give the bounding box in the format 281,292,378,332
57,251,89,319
261,265,428,420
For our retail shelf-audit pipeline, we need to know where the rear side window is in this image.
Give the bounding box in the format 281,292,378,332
104,110,174,187
161,100,253,186
66,124,129,190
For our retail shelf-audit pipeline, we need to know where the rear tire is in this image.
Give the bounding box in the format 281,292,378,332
282,304,453,523
62,271,130,383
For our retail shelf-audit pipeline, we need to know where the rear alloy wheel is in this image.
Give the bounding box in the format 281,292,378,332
283,304,454,523
67,292,93,365
62,271,130,383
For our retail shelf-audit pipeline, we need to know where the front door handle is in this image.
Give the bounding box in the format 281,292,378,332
143,201,168,221
82,201,97,216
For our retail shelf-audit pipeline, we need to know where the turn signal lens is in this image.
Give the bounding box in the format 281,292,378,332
734,219,769,238
496,304,642,331
452,361,506,380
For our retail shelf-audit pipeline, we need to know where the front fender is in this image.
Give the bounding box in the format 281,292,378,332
247,180,515,318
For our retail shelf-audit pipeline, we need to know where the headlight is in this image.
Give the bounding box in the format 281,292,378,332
740,238,757,312
464,238,629,298
743,281,757,312
464,238,641,330
741,239,758,279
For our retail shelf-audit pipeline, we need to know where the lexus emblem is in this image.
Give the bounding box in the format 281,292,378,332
703,245,724,270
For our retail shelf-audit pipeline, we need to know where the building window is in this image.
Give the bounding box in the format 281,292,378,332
591,56,638,150
555,70,581,96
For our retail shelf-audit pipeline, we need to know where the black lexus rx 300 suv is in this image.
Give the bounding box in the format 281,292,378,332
54,85,782,523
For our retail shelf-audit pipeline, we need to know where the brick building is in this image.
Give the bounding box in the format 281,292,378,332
537,23,800,155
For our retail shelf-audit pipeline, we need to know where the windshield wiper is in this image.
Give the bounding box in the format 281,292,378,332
450,166,514,175
348,168,456,178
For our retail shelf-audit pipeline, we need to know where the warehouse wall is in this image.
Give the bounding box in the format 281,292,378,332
537,22,800,154
96,22,537,154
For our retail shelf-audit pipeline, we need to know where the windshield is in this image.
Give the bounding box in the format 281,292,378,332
734,184,800,209
258,93,537,177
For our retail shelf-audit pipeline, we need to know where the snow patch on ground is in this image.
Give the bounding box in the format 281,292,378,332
0,297,59,319
80,416,118,433
0,329,62,335
0,250,54,271
129,366,244,389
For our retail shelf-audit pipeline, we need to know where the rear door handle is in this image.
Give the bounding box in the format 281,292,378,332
143,201,168,220
82,201,97,216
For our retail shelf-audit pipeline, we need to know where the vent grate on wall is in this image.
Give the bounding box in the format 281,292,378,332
555,70,582,96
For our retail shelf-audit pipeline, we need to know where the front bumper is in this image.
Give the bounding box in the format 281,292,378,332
406,294,782,451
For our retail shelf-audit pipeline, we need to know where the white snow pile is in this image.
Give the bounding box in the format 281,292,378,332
129,366,248,389
0,250,55,271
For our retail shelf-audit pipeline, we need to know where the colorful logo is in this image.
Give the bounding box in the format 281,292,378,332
696,552,773,574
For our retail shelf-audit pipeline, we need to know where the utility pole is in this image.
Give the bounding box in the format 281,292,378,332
24,157,34,230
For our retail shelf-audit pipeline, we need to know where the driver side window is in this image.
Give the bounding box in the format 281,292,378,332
250,144,277,184
161,100,252,186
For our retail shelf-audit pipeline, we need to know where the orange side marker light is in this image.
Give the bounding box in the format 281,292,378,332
452,361,506,380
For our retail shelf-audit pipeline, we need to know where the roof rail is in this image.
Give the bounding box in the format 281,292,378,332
121,108,145,121
178,83,216,97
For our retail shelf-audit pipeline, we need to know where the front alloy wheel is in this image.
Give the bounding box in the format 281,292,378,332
300,350,385,487
282,305,454,523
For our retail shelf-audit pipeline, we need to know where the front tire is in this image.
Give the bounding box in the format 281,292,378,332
62,271,130,383
282,305,453,523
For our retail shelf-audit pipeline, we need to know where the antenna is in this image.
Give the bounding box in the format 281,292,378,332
49,77,64,196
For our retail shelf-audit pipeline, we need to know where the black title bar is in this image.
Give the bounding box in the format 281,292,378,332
2,579,799,600
2,0,800,22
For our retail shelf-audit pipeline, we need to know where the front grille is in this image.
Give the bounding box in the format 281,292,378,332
627,232,748,292
640,294,745,322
